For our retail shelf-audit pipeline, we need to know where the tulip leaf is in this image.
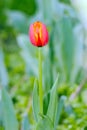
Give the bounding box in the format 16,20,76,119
6,11,29,33
43,57,53,93
0,126,4,130
33,79,40,122
54,16,83,84
47,75,59,122
61,16,75,82
21,114,30,130
36,115,54,130
54,96,66,130
0,89,3,126
2,88,18,130
17,34,38,76
41,0,52,20
0,48,8,87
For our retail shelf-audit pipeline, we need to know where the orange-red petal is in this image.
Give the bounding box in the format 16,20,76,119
29,21,49,47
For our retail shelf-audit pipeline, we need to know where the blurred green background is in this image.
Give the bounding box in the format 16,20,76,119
0,0,87,129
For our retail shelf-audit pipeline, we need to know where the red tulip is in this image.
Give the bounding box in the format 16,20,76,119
29,21,49,47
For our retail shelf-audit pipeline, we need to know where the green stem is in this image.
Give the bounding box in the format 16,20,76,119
39,48,43,114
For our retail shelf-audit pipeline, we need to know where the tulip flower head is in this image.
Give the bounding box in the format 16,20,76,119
29,21,49,47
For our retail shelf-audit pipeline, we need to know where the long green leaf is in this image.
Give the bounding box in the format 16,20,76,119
54,96,66,130
2,88,18,130
61,16,75,82
33,79,39,122
36,116,54,130
0,96,4,130
0,48,8,87
55,16,83,84
21,114,30,130
17,34,38,76
6,11,28,33
47,75,59,122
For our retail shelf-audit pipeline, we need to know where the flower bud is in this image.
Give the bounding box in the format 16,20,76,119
29,21,49,47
